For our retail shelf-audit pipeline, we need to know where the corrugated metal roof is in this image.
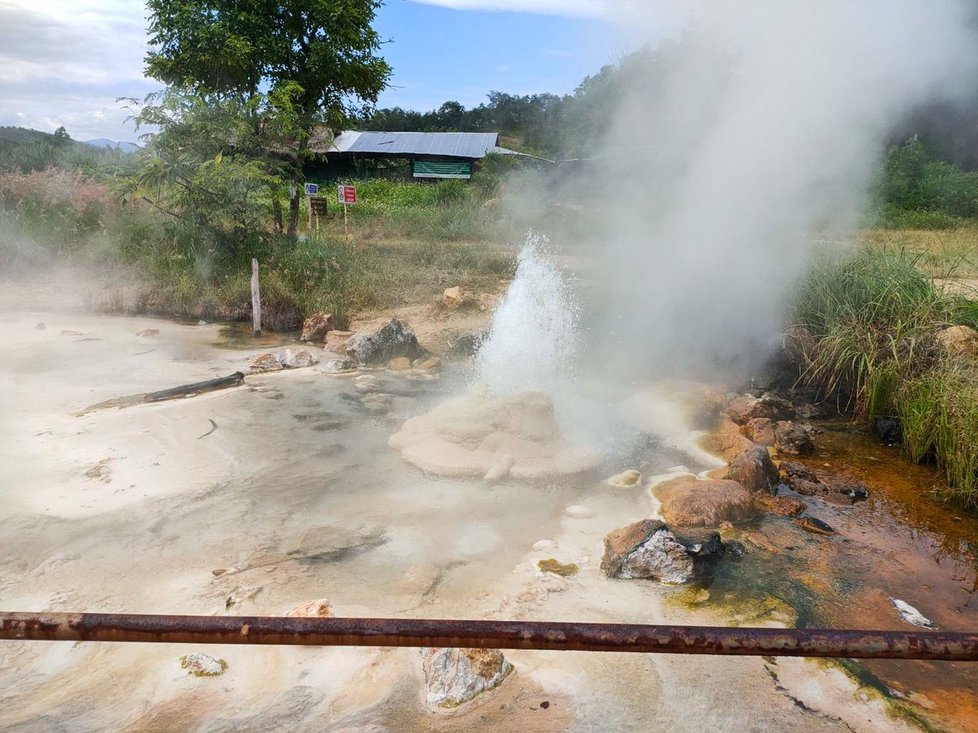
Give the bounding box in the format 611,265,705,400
327,131,500,159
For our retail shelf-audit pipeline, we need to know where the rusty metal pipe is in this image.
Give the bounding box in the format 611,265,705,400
3,612,978,660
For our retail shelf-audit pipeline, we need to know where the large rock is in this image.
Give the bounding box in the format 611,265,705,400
300,312,334,343
247,347,320,373
725,445,779,493
726,393,795,426
346,319,423,366
936,325,978,359
654,476,755,527
324,330,354,353
699,430,755,463
601,519,720,584
743,417,775,446
422,647,513,708
773,421,815,456
442,286,467,308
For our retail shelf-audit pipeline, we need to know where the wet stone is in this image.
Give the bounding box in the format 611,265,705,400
654,476,755,527
346,319,423,366
725,445,779,493
601,519,718,584
773,421,815,456
422,647,513,708
792,515,836,535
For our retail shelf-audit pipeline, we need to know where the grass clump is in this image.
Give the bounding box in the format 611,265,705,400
794,245,978,507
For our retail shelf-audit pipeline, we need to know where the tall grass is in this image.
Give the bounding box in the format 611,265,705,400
794,245,978,506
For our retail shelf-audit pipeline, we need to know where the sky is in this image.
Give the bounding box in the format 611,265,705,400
0,0,624,143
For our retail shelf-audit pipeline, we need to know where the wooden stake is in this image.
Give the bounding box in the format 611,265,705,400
343,203,349,240
307,199,312,231
251,258,261,337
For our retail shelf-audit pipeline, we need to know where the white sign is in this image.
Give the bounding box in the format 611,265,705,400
304,182,319,196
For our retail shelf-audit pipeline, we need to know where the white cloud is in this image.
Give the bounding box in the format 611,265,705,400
0,0,152,141
409,0,608,17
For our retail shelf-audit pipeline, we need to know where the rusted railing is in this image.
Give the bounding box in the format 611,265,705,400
3,612,978,660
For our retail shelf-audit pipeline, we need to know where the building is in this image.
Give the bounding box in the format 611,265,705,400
305,130,525,182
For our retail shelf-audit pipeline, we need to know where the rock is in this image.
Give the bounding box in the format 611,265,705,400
280,347,319,369
754,493,806,517
35,322,46,330
936,324,978,359
537,558,579,577
422,647,513,708
354,374,380,393
872,416,902,445
891,598,934,628
412,356,442,372
773,421,815,456
387,356,412,371
840,484,869,502
781,326,816,365
654,477,755,527
741,530,781,554
247,347,319,373
136,328,160,337
699,430,755,463
743,418,775,446
726,393,795,425
321,357,357,374
606,469,642,488
324,330,354,352
300,312,334,343
725,445,779,493
792,515,836,535
780,461,819,484
286,599,333,617
346,319,423,366
600,519,719,584
180,653,227,677
442,286,467,308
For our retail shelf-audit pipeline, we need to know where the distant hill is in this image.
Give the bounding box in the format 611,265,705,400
84,138,140,154
0,126,59,146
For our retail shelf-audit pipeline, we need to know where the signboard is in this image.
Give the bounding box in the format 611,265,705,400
304,182,319,196
337,184,358,205
309,197,328,216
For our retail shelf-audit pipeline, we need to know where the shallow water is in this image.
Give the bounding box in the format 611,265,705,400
0,312,972,731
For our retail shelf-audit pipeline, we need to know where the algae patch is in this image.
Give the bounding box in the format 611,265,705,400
537,558,579,577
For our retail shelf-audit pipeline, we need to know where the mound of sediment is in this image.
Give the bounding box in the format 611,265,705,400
389,389,598,481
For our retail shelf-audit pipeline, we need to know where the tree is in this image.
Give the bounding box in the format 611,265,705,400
52,126,71,146
144,0,391,235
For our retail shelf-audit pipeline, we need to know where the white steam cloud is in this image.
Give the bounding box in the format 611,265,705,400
592,0,978,381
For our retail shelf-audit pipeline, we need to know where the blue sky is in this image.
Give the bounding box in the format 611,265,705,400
0,0,627,142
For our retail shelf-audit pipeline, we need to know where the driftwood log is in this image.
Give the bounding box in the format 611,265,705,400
143,372,245,403
77,372,245,415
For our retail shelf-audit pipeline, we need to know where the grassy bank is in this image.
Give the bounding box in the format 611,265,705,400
793,242,978,507
0,168,513,329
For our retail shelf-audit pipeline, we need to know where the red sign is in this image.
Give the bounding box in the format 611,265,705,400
337,185,357,205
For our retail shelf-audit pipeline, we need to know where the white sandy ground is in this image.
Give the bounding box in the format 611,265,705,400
0,311,921,732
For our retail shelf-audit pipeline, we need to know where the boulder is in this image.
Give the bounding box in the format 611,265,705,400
422,647,513,708
300,312,334,343
286,599,333,618
654,476,755,527
743,418,775,446
321,357,357,375
726,393,795,425
346,319,423,366
773,421,815,456
699,430,755,463
247,347,319,373
442,286,467,308
872,416,902,445
601,519,721,584
782,325,816,365
936,325,978,359
324,330,354,353
725,445,779,493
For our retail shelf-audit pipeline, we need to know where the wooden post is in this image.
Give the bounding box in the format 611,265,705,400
251,258,261,337
307,198,312,232
343,203,349,239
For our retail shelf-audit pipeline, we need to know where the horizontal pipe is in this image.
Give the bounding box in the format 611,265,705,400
3,612,978,660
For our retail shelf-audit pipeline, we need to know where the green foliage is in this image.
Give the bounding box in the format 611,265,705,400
794,246,978,506
874,137,978,228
